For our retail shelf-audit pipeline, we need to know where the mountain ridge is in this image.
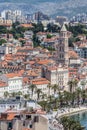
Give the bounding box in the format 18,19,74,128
0,0,87,18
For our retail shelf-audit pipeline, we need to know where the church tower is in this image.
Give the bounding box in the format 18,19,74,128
57,24,69,66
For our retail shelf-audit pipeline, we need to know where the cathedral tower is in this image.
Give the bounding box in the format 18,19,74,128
57,24,69,66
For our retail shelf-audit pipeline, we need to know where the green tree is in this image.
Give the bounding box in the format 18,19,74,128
68,80,74,93
36,88,42,100
52,84,58,95
12,21,20,28
11,92,16,97
46,23,60,32
81,90,86,104
41,93,47,100
17,91,22,96
0,39,7,45
61,117,84,130
76,88,81,105
63,91,71,105
0,26,7,34
73,79,78,92
4,91,9,98
21,40,26,46
38,100,47,110
33,34,40,47
58,91,64,107
71,92,76,106
24,94,30,100
46,34,52,39
29,84,36,97
32,23,44,33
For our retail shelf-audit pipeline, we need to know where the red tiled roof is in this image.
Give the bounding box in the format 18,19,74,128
32,78,49,85
4,73,22,78
69,50,79,58
0,81,7,87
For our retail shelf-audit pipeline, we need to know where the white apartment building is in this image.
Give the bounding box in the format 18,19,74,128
1,10,21,19
0,73,23,94
0,44,16,60
1,10,26,23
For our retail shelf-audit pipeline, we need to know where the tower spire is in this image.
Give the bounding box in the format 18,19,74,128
61,24,67,32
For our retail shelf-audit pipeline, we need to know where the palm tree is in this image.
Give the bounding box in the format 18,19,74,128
52,84,58,95
58,91,64,107
73,79,78,91
76,88,81,106
39,100,47,110
4,91,9,98
61,117,69,130
17,91,22,96
47,83,52,96
61,117,84,130
41,93,47,100
52,84,59,108
71,91,76,106
24,94,30,100
11,92,16,97
68,80,76,93
36,88,42,100
29,84,36,97
68,80,74,93
81,90,86,104
63,91,71,105
48,95,54,103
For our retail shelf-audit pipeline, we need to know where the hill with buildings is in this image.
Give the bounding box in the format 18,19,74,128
0,0,87,18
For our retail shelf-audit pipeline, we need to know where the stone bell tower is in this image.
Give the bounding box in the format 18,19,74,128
57,24,69,66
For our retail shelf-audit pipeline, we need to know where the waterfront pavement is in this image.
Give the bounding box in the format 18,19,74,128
47,112,64,130
47,106,87,130
56,106,87,118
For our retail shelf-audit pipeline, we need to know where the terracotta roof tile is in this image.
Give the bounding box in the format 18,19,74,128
4,73,22,78
69,50,79,58
0,81,7,87
37,59,54,65
20,24,33,28
7,113,16,120
32,78,49,85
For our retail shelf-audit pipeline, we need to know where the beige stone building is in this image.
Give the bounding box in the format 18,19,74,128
42,65,69,91
32,115,48,130
0,113,48,130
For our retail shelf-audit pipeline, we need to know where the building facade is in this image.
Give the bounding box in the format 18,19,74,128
42,66,69,91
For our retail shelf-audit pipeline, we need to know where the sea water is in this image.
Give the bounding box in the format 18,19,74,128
71,112,87,130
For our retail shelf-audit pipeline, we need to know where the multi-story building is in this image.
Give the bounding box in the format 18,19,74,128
42,65,69,91
0,112,48,130
0,43,16,60
0,73,23,94
1,10,26,23
0,18,12,25
75,46,87,59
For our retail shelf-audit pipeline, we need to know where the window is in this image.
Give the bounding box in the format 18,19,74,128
60,47,61,51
